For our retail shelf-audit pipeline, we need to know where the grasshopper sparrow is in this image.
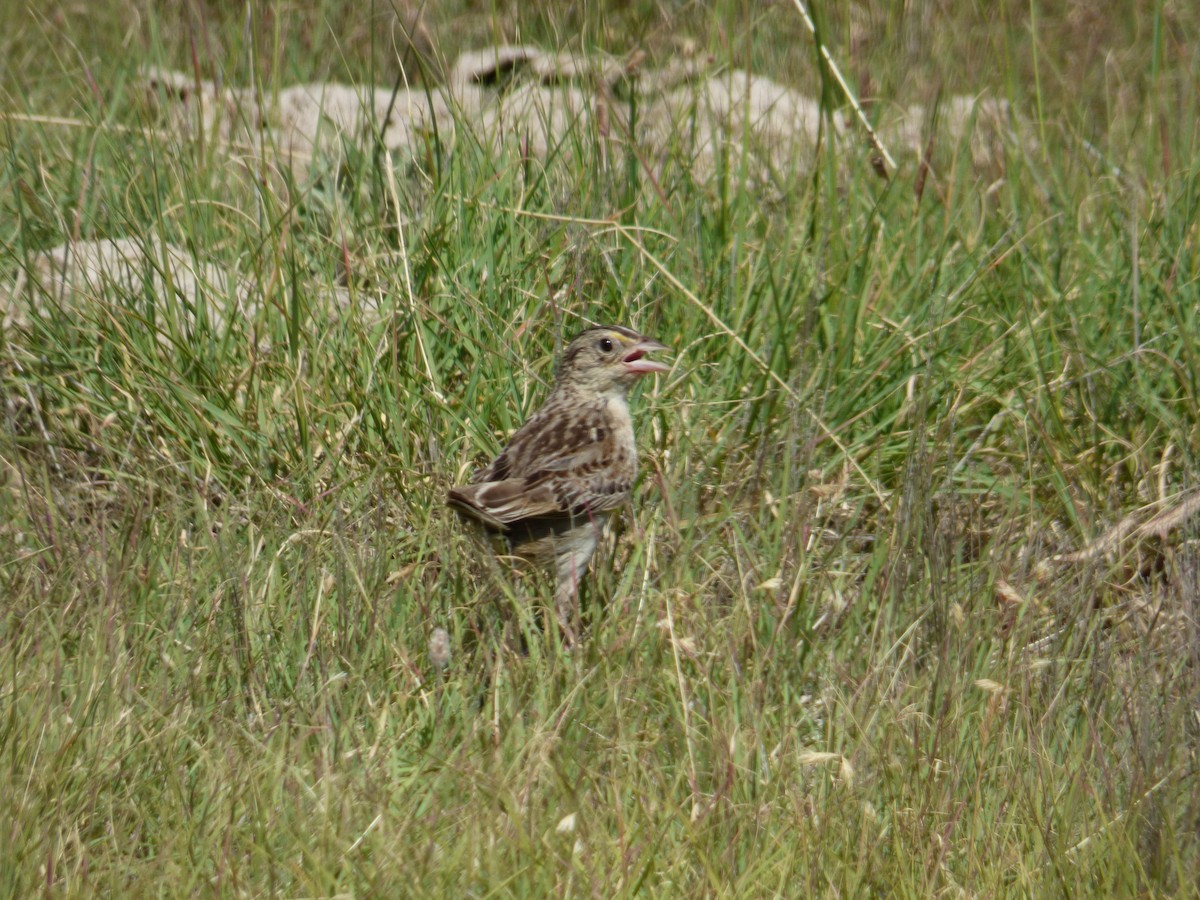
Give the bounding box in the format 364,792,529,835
448,324,670,644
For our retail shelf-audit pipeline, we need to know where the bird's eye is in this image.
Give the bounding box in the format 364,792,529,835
598,337,614,353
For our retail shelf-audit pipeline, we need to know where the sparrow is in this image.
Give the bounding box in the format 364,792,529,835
448,324,670,644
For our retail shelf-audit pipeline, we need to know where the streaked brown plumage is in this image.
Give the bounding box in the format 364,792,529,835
448,324,670,643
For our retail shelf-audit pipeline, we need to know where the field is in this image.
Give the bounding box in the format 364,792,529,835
2,1,1199,894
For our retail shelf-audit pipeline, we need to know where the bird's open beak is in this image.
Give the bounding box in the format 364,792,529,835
622,337,671,375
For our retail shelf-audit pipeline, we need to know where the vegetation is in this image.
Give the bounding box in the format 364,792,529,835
2,1,1198,894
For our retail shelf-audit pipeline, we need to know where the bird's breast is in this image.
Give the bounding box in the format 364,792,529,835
604,396,639,473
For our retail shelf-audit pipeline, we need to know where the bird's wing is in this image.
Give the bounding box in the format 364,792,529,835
472,393,598,479
453,395,634,524
539,468,633,516
451,436,634,525
447,478,562,527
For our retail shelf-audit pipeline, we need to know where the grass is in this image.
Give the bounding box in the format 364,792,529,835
2,0,1199,894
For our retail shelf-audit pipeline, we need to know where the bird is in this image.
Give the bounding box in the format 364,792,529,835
448,324,670,644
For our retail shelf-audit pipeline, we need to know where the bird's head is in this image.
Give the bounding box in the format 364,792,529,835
556,325,671,395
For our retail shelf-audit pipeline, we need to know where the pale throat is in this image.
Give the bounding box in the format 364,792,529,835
605,393,634,430
605,394,638,465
